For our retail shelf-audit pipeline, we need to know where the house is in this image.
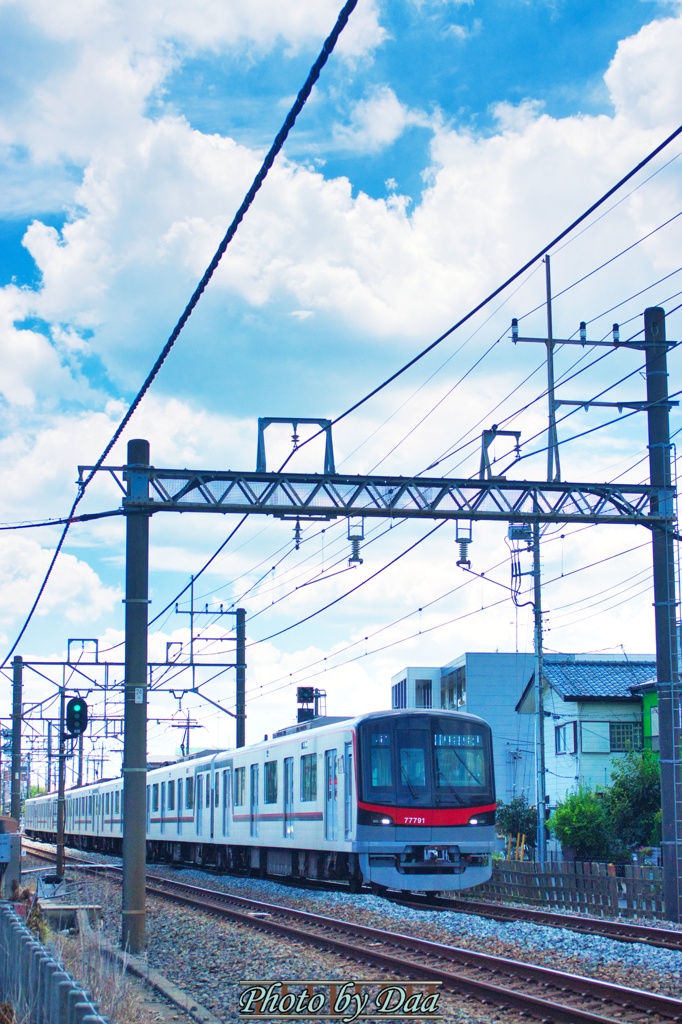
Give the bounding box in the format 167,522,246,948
515,658,655,809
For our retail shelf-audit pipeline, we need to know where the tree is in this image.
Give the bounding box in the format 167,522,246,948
548,788,614,861
604,749,661,848
496,795,537,848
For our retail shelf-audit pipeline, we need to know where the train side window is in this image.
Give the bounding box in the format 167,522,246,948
88,795,93,816
214,773,219,806
300,754,317,801
152,784,159,812
185,777,194,810
234,767,245,806
115,790,120,814
264,761,277,804
105,793,110,813
206,774,211,807
168,780,175,810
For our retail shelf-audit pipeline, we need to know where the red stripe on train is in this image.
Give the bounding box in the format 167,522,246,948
357,801,496,827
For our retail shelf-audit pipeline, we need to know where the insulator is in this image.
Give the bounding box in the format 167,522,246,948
456,540,471,568
292,432,299,449
294,520,302,550
511,318,519,342
612,323,620,343
349,537,363,565
579,321,586,343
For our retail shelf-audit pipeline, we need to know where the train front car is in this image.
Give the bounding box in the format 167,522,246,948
355,709,496,891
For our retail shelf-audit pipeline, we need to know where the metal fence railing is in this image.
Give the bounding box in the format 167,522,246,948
0,902,108,1024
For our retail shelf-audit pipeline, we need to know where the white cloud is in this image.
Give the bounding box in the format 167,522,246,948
0,534,120,627
333,86,430,152
446,17,482,40
7,3,679,370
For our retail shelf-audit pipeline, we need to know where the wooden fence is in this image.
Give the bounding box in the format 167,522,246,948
475,859,665,919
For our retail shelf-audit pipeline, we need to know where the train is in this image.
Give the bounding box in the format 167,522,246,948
24,708,496,892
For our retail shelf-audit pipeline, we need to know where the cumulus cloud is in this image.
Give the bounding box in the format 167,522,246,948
333,86,430,152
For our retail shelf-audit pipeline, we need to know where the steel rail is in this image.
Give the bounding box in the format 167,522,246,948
390,892,682,952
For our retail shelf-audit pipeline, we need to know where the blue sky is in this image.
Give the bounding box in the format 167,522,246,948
0,0,681,768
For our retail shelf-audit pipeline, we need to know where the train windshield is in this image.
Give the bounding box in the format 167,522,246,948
359,715,493,808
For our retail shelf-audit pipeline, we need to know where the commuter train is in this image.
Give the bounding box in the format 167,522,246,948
24,709,496,892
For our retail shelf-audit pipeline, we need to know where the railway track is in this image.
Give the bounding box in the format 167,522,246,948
124,873,682,1024
23,845,682,1024
389,891,682,952
25,839,682,954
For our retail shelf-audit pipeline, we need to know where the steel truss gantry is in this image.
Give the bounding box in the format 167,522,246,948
80,466,662,527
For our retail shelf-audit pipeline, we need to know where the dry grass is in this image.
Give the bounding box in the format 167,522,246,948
14,875,162,1024
51,929,163,1024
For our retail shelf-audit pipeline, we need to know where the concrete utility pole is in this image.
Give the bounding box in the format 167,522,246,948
236,607,246,748
644,307,681,920
10,656,22,821
532,520,547,864
122,439,150,954
544,255,561,483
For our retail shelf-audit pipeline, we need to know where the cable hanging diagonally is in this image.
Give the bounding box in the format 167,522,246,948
0,0,360,670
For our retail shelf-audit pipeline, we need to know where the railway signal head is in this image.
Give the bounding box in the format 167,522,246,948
65,697,88,736
297,686,315,704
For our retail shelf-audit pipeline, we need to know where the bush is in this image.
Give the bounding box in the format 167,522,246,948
604,749,661,848
548,788,615,861
496,795,537,849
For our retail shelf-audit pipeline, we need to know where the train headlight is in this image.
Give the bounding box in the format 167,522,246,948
380,817,392,825
468,817,479,825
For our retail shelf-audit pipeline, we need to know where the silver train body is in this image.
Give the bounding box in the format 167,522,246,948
24,709,496,892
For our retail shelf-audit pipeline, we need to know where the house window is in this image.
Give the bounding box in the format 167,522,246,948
609,722,642,752
415,679,432,709
580,721,611,753
650,706,659,752
300,754,317,802
391,678,407,709
555,722,577,755
264,761,278,804
234,767,246,807
441,666,466,709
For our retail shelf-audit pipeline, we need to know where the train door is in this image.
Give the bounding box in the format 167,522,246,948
196,774,204,835
325,750,338,841
283,757,294,839
210,771,215,840
160,782,166,835
177,778,183,836
222,769,231,836
344,742,353,840
250,764,259,837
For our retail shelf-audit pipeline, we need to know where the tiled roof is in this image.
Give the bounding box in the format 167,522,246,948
543,660,656,700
